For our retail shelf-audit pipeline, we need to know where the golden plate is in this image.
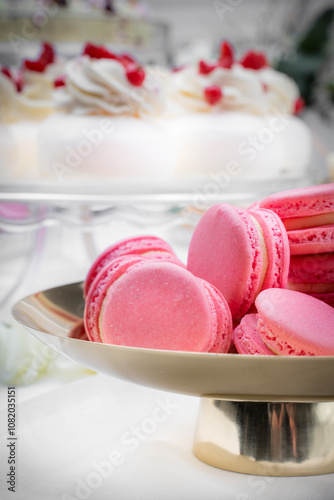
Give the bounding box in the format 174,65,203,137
12,281,334,403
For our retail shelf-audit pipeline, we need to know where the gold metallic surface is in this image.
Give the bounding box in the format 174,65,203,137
194,398,334,476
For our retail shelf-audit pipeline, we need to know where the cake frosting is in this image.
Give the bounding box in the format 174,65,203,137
38,44,174,180
0,41,313,184
53,55,164,117
164,45,311,179
167,62,299,116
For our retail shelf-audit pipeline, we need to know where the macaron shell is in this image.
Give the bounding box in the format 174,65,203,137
84,235,178,296
255,288,334,356
200,280,232,353
308,292,334,308
233,313,274,356
255,183,334,219
84,255,146,343
288,252,334,283
99,260,220,352
249,208,290,289
288,224,334,255
187,203,264,319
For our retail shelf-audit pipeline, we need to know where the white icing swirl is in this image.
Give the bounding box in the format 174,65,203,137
0,62,64,123
55,56,165,117
167,63,299,116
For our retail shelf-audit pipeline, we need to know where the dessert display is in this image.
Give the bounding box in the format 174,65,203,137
165,42,311,179
0,40,315,185
78,183,333,356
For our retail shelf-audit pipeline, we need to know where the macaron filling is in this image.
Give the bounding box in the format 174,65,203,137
249,208,289,289
283,212,334,231
245,213,268,304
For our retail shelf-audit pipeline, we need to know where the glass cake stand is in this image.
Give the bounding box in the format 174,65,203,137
12,281,334,477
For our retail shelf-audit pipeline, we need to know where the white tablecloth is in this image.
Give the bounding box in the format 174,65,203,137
1,373,333,500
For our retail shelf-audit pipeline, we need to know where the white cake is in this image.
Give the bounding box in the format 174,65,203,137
165,53,312,180
38,54,175,181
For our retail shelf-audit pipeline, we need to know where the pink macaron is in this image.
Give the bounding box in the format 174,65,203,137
255,288,334,356
287,224,334,255
252,183,334,221
84,235,181,297
187,203,289,319
84,255,232,352
233,314,274,356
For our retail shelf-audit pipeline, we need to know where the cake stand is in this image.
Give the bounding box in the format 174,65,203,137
12,282,334,477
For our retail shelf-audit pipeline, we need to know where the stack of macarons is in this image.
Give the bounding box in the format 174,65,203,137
253,183,334,307
80,183,333,357
83,236,232,353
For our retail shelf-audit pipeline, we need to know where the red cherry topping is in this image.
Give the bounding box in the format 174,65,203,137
125,64,145,86
198,60,216,75
220,40,234,60
218,41,234,68
82,42,119,61
217,56,233,69
23,42,55,73
1,66,23,91
1,66,12,81
54,76,66,88
23,59,45,72
40,42,55,65
204,85,222,105
294,97,305,115
240,50,268,70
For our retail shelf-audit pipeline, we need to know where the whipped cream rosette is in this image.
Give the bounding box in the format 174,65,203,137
54,55,164,117
39,44,174,181
166,44,311,180
168,62,299,116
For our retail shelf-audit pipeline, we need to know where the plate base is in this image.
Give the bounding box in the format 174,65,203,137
193,398,334,476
